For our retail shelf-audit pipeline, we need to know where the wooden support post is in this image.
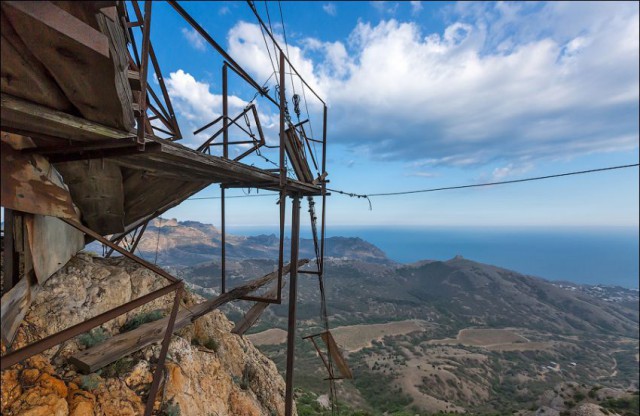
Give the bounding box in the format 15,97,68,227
136,0,152,148
285,195,301,416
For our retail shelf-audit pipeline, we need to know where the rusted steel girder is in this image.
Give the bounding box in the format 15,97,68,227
61,218,178,284
284,195,301,416
144,285,183,416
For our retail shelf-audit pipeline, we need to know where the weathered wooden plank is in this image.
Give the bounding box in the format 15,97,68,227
0,141,78,219
1,131,36,150
285,126,314,183
157,140,322,194
56,159,125,235
25,214,85,285
1,93,134,142
0,12,73,112
52,1,117,31
321,331,353,379
96,7,136,133
0,211,37,347
0,273,39,346
232,277,286,335
69,260,308,373
4,1,110,57
2,3,135,130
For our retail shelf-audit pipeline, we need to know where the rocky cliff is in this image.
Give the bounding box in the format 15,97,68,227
1,253,291,415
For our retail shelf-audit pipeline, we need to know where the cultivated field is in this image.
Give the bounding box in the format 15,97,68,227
247,328,287,345
247,319,427,351
429,328,550,350
331,319,427,352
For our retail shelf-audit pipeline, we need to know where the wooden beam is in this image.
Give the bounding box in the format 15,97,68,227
4,1,110,58
46,142,161,163
1,93,134,142
69,260,308,373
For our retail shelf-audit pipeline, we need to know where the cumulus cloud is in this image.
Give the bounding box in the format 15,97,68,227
323,3,337,16
164,70,248,146
176,3,640,168
181,28,206,51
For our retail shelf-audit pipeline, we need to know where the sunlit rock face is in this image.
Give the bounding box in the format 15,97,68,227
1,253,291,416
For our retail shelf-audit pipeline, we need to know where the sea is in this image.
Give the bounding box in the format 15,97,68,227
227,225,640,289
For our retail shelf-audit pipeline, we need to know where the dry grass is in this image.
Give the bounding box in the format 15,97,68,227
247,328,287,345
429,328,551,351
331,319,427,352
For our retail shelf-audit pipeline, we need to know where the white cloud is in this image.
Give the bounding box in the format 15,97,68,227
165,70,248,147
218,5,230,16
410,1,423,15
323,3,337,16
372,1,399,15
220,3,638,167
181,28,206,51
228,21,325,99
491,163,534,180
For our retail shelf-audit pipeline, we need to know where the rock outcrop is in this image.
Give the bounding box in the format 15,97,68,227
1,253,291,415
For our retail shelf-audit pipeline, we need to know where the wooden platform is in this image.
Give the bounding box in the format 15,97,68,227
1,1,322,236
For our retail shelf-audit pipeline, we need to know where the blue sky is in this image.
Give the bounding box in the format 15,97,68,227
144,1,638,227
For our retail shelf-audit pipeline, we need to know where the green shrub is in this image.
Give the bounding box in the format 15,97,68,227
100,357,135,379
121,310,165,332
204,338,219,352
192,336,219,352
78,328,110,348
161,399,181,416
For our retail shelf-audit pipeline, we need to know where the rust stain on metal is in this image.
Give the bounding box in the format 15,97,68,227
0,141,78,219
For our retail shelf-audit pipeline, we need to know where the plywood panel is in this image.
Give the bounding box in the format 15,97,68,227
56,159,125,235
25,214,85,285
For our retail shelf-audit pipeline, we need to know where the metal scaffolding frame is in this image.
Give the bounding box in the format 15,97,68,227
1,1,329,415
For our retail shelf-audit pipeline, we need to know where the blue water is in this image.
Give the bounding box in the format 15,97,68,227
228,225,639,289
